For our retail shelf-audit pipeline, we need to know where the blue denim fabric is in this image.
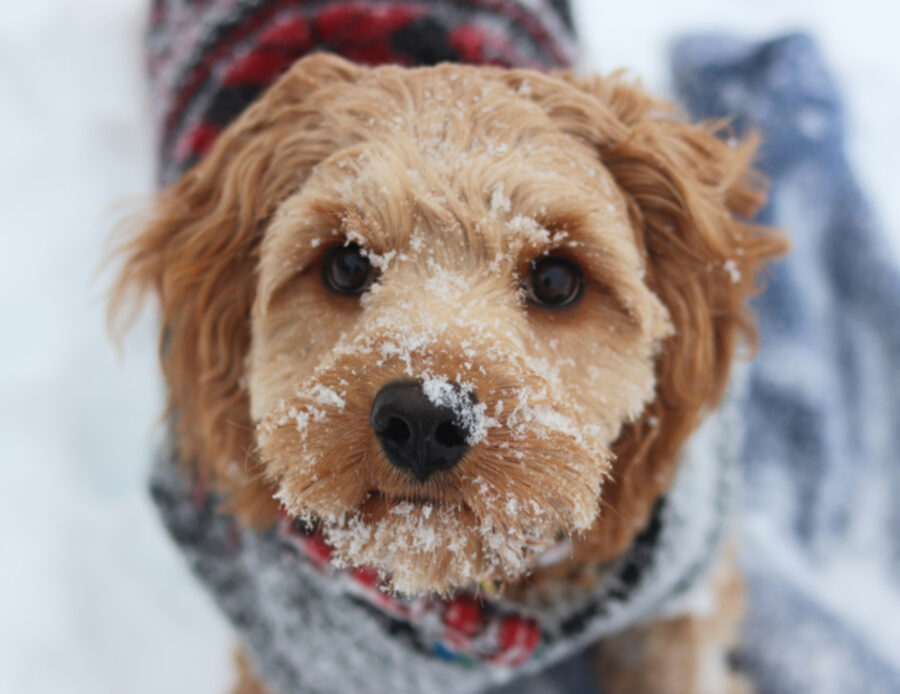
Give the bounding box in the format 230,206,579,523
493,33,900,694
673,33,900,554
672,33,900,694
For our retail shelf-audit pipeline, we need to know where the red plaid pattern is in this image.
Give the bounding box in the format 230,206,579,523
147,0,576,184
279,516,544,665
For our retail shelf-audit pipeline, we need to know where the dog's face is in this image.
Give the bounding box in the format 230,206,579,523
114,55,785,595
248,75,673,592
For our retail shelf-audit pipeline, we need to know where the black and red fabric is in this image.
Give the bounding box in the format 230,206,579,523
146,0,578,185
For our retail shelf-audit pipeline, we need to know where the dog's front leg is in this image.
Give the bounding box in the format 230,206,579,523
231,648,274,694
591,547,751,694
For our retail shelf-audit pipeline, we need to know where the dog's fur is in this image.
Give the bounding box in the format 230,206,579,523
112,54,786,693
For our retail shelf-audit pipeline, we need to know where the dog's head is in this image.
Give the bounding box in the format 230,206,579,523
113,54,785,595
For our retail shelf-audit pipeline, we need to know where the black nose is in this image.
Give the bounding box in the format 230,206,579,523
370,381,472,481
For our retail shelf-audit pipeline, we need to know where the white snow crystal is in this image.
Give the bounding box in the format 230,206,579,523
421,376,497,445
489,183,512,215
722,259,742,284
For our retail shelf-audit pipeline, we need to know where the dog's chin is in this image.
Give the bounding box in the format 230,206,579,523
288,492,573,597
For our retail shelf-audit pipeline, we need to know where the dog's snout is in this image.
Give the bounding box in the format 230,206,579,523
370,381,472,481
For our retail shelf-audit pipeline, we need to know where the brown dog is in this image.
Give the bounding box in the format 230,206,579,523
113,54,786,693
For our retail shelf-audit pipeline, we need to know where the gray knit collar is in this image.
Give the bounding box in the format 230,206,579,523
151,400,736,694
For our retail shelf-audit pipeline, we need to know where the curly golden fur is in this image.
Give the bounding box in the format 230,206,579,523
111,53,786,691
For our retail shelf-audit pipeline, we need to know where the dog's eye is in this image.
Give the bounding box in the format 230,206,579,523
526,256,584,308
322,242,373,295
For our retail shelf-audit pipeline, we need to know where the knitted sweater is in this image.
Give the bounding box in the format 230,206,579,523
152,396,736,694
147,0,577,185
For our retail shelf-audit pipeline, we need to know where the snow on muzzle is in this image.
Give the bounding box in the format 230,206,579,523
255,327,613,594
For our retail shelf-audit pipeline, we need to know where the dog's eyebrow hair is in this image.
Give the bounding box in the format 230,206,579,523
535,210,657,326
500,193,644,282
256,193,346,311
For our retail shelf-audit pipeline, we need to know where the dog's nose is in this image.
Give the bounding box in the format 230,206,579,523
370,381,472,481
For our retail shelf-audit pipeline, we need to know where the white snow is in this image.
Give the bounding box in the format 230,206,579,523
307,383,347,411
489,182,512,216
421,376,496,445
722,259,742,284
1,1,898,692
0,2,231,693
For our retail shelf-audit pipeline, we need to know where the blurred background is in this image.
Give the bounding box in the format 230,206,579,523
0,1,898,692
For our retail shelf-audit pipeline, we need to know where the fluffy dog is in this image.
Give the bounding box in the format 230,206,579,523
113,52,786,694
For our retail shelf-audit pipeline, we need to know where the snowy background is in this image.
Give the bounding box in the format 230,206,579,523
1,1,898,692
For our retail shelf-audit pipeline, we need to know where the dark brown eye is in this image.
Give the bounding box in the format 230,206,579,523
322,242,373,295
526,256,584,308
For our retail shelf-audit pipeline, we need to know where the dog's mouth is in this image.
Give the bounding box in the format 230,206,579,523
281,486,575,579
362,489,452,513
277,502,570,666
357,491,576,569
279,492,573,584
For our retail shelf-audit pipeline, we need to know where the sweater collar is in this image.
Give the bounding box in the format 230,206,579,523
151,393,737,692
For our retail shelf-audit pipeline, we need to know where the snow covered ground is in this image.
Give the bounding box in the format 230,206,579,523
0,1,897,692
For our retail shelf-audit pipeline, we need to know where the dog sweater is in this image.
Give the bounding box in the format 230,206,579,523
147,0,578,185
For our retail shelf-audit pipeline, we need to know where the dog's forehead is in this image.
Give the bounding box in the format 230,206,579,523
267,132,632,258
301,64,630,233
258,70,645,310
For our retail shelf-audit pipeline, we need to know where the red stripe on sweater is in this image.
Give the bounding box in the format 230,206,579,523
163,0,571,164
223,48,301,86
259,15,313,47
176,121,222,160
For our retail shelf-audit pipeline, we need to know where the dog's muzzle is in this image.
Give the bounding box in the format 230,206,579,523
370,381,472,481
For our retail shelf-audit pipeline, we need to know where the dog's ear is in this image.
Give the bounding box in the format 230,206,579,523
505,71,788,559
109,54,362,522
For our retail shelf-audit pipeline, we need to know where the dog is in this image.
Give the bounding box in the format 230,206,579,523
111,6,786,693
